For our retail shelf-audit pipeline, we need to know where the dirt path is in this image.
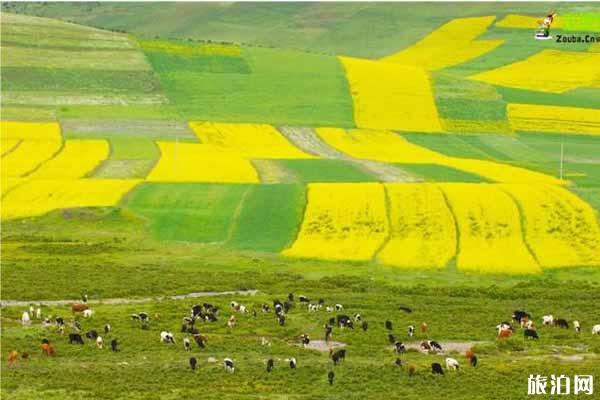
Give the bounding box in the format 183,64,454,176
278,126,418,182
295,340,346,352
0,289,259,308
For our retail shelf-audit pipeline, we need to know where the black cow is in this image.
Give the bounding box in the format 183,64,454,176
55,317,64,326
429,340,443,352
388,334,396,344
69,333,84,345
470,355,478,367
111,339,120,352
191,305,202,317
328,371,335,385
362,321,368,331
104,324,111,334
431,363,444,375
41,338,50,345
283,302,292,313
298,295,309,303
512,310,531,323
288,293,294,302
289,358,297,369
328,317,336,326
189,357,197,370
325,325,333,342
331,349,346,365
385,320,393,331
193,334,206,348
555,319,569,329
277,314,286,326
85,330,98,339
395,358,403,367
524,329,539,339
394,341,406,353
266,358,274,372
318,298,325,305
398,306,413,313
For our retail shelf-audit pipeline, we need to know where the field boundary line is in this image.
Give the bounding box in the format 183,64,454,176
437,184,460,272
1,289,259,308
224,184,254,244
280,182,310,254
1,138,23,157
499,185,541,268
372,183,393,263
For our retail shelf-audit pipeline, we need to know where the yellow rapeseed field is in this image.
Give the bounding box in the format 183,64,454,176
1,140,62,178
502,184,600,267
495,14,563,29
338,56,442,132
283,183,389,261
29,139,110,179
316,128,563,184
470,50,600,93
377,183,456,268
1,121,62,141
147,141,259,183
507,103,600,136
381,16,503,71
189,122,314,159
1,121,63,178
439,183,540,273
1,179,141,220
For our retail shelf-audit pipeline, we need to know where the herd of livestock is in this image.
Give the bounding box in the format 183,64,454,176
7,293,600,382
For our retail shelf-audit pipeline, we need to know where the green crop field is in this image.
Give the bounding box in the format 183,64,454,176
2,2,600,399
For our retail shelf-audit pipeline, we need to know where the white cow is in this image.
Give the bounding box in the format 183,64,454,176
224,358,235,373
542,315,554,326
573,320,581,333
35,307,42,319
21,311,31,326
83,309,93,318
446,357,460,371
160,331,175,344
592,324,600,335
96,336,104,349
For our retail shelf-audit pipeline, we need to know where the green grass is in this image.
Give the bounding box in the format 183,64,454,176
2,279,600,400
142,44,354,127
126,183,250,242
279,159,378,183
397,164,489,183
56,105,183,120
497,87,600,110
227,184,305,252
1,67,162,94
433,73,506,122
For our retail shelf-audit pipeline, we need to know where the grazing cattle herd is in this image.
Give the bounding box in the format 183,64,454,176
6,293,600,384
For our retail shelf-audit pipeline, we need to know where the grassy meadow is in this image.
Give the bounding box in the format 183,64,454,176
2,2,600,399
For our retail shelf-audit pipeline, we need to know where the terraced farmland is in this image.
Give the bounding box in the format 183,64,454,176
2,5,600,399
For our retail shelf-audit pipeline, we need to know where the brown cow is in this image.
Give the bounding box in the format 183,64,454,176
498,329,513,339
41,343,55,356
8,351,18,366
71,303,89,313
420,322,428,334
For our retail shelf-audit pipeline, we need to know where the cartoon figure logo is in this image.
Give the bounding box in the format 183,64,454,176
535,10,557,40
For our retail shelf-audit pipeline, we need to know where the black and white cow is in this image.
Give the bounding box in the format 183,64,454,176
224,358,235,373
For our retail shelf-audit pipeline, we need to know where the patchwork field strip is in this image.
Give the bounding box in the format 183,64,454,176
28,139,109,179
470,50,600,93
189,122,315,159
439,183,540,273
381,16,503,71
507,103,600,136
147,142,259,183
338,56,442,132
502,184,600,267
377,183,457,269
282,183,389,261
1,179,141,220
315,127,563,184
